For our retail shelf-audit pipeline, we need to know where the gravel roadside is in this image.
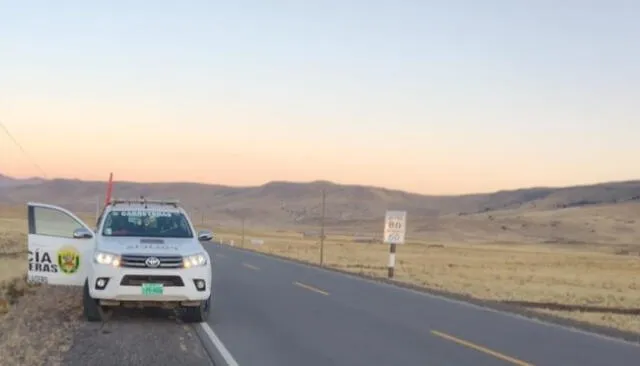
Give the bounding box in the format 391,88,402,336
0,285,214,366
61,307,214,366
0,286,83,366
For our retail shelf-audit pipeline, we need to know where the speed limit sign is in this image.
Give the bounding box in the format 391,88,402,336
384,210,406,244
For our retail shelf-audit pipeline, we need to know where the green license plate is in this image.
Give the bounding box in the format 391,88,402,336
141,283,164,296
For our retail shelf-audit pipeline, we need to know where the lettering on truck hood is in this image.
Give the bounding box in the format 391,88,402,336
98,237,200,255
126,243,181,251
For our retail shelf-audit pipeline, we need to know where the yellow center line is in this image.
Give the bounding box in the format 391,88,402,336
431,330,534,366
293,281,330,296
242,263,260,271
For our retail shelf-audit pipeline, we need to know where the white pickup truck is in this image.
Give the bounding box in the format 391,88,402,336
27,198,214,323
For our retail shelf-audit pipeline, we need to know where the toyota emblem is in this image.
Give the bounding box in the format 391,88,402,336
145,257,160,268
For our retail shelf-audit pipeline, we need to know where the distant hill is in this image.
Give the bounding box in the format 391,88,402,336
0,173,43,188
1,174,639,233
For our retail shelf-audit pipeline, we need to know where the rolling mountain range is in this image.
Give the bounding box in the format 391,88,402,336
1,174,639,232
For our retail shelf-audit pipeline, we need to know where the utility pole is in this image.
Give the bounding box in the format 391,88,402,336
241,216,245,248
319,188,326,266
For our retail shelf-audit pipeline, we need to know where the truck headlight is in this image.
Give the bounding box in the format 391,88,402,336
183,253,207,268
94,251,121,267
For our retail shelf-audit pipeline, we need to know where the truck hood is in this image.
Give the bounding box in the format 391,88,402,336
97,237,204,256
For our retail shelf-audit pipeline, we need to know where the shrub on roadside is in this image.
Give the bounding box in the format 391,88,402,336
0,275,38,315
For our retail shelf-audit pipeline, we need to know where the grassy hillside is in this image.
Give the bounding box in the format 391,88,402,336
0,174,639,245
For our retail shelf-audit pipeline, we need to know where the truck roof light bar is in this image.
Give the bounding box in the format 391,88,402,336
108,197,180,208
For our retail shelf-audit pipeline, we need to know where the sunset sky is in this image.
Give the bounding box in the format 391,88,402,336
1,1,638,195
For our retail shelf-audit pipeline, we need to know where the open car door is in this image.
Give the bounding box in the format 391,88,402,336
27,202,95,286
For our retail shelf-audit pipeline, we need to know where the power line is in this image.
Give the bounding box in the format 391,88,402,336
0,119,48,178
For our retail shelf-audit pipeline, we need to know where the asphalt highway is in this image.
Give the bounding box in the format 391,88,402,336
205,243,640,366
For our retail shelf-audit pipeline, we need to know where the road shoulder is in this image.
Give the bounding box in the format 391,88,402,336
61,308,214,366
1,282,216,366
0,285,83,366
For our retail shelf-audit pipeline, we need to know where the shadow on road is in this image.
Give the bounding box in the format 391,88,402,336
101,306,184,326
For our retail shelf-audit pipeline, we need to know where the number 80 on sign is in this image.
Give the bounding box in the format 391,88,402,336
383,210,407,245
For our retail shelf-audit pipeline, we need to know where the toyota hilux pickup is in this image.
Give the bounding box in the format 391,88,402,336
26,198,214,323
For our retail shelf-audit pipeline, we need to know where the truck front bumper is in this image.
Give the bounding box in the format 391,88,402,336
88,263,212,302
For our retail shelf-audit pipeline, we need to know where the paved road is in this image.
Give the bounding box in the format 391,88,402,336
206,243,640,366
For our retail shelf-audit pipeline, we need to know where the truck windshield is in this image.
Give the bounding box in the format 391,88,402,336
101,210,194,238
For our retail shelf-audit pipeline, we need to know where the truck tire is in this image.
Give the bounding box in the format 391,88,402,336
181,294,211,323
83,280,103,322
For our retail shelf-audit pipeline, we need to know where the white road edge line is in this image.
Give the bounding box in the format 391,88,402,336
200,322,239,366
217,244,640,348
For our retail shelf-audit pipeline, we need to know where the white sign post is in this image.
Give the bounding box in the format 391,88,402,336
383,210,407,278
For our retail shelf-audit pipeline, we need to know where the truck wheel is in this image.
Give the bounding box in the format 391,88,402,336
83,280,103,322
181,294,211,323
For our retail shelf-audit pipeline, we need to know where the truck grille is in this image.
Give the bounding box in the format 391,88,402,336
120,255,183,269
120,275,184,287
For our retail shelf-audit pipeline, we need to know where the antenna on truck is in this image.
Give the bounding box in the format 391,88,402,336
104,172,114,207
95,172,115,225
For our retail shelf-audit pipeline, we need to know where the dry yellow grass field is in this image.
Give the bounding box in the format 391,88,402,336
0,211,28,309
0,207,83,366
